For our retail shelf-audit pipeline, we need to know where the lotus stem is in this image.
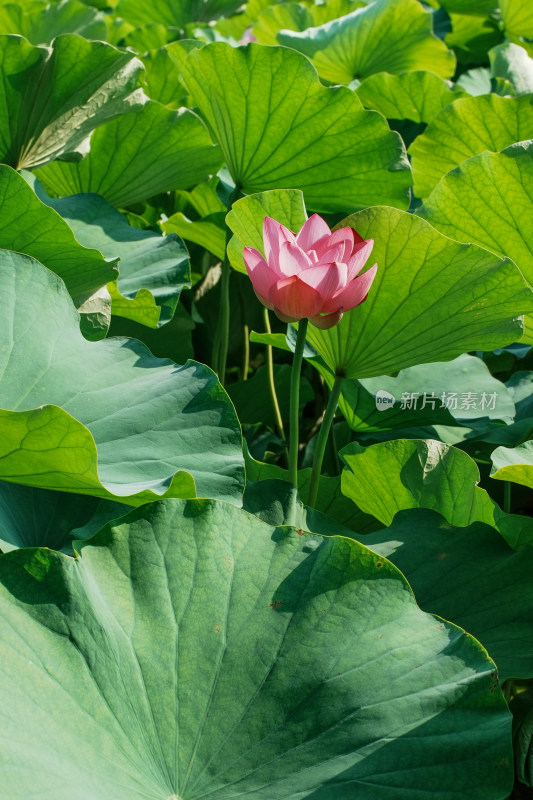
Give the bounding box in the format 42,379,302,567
215,186,241,384
504,481,511,514
307,374,344,508
288,317,309,488
263,307,286,444
242,323,250,380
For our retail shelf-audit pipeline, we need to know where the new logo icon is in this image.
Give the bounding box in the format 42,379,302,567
375,390,395,411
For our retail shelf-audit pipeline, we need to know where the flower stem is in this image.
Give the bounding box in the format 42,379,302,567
263,307,286,443
288,318,309,488
504,481,511,514
242,323,250,381
307,374,344,508
214,186,241,384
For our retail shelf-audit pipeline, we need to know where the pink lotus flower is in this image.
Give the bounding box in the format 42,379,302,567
243,214,377,329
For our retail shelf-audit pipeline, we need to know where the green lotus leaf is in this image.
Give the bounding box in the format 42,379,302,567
252,0,364,45
491,441,533,490
277,0,455,84
510,685,533,786
0,250,244,505
173,42,411,213
27,173,191,328
0,497,513,798
410,94,533,199
162,211,226,261
363,508,533,681
0,165,117,338
0,32,143,169
246,449,379,535
0,0,107,44
417,141,533,285
500,0,533,42
490,43,533,94
304,205,532,379
356,70,464,124
142,45,187,107
445,12,503,69
115,0,242,27
0,481,129,552
334,354,514,431
438,0,497,13
340,439,527,542
36,98,223,209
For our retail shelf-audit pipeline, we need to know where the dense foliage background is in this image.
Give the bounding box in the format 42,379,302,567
0,0,533,797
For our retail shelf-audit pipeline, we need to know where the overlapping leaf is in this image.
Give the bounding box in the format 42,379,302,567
410,94,533,198
364,509,533,681
418,141,533,286
356,71,463,124
0,0,107,44
277,0,455,84
0,32,143,169
28,173,191,327
0,498,512,799
173,42,411,213
301,205,532,378
36,97,223,208
0,252,244,504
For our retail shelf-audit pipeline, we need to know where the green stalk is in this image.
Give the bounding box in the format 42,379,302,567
504,481,511,514
242,323,250,381
263,307,286,443
307,374,344,508
288,318,309,488
213,186,241,384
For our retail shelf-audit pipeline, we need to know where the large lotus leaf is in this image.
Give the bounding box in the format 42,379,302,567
252,0,364,45
337,354,514,432
500,0,533,41
410,94,533,199
27,173,191,328
341,438,514,534
115,0,242,27
418,141,533,287
490,43,533,94
303,205,532,379
142,45,187,108
491,441,533,490
0,165,117,308
0,497,513,799
356,71,463,124
0,251,244,505
0,0,107,43
0,481,129,553
363,508,533,681
0,32,143,169
36,98,223,209
173,42,411,213
276,0,455,85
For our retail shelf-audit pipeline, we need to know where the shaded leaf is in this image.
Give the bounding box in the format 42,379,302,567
410,94,533,199
363,508,533,681
356,70,463,124
36,97,223,208
277,0,455,84
0,251,244,505
28,174,191,327
0,32,143,169
0,0,107,44
417,141,533,286
0,497,513,798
